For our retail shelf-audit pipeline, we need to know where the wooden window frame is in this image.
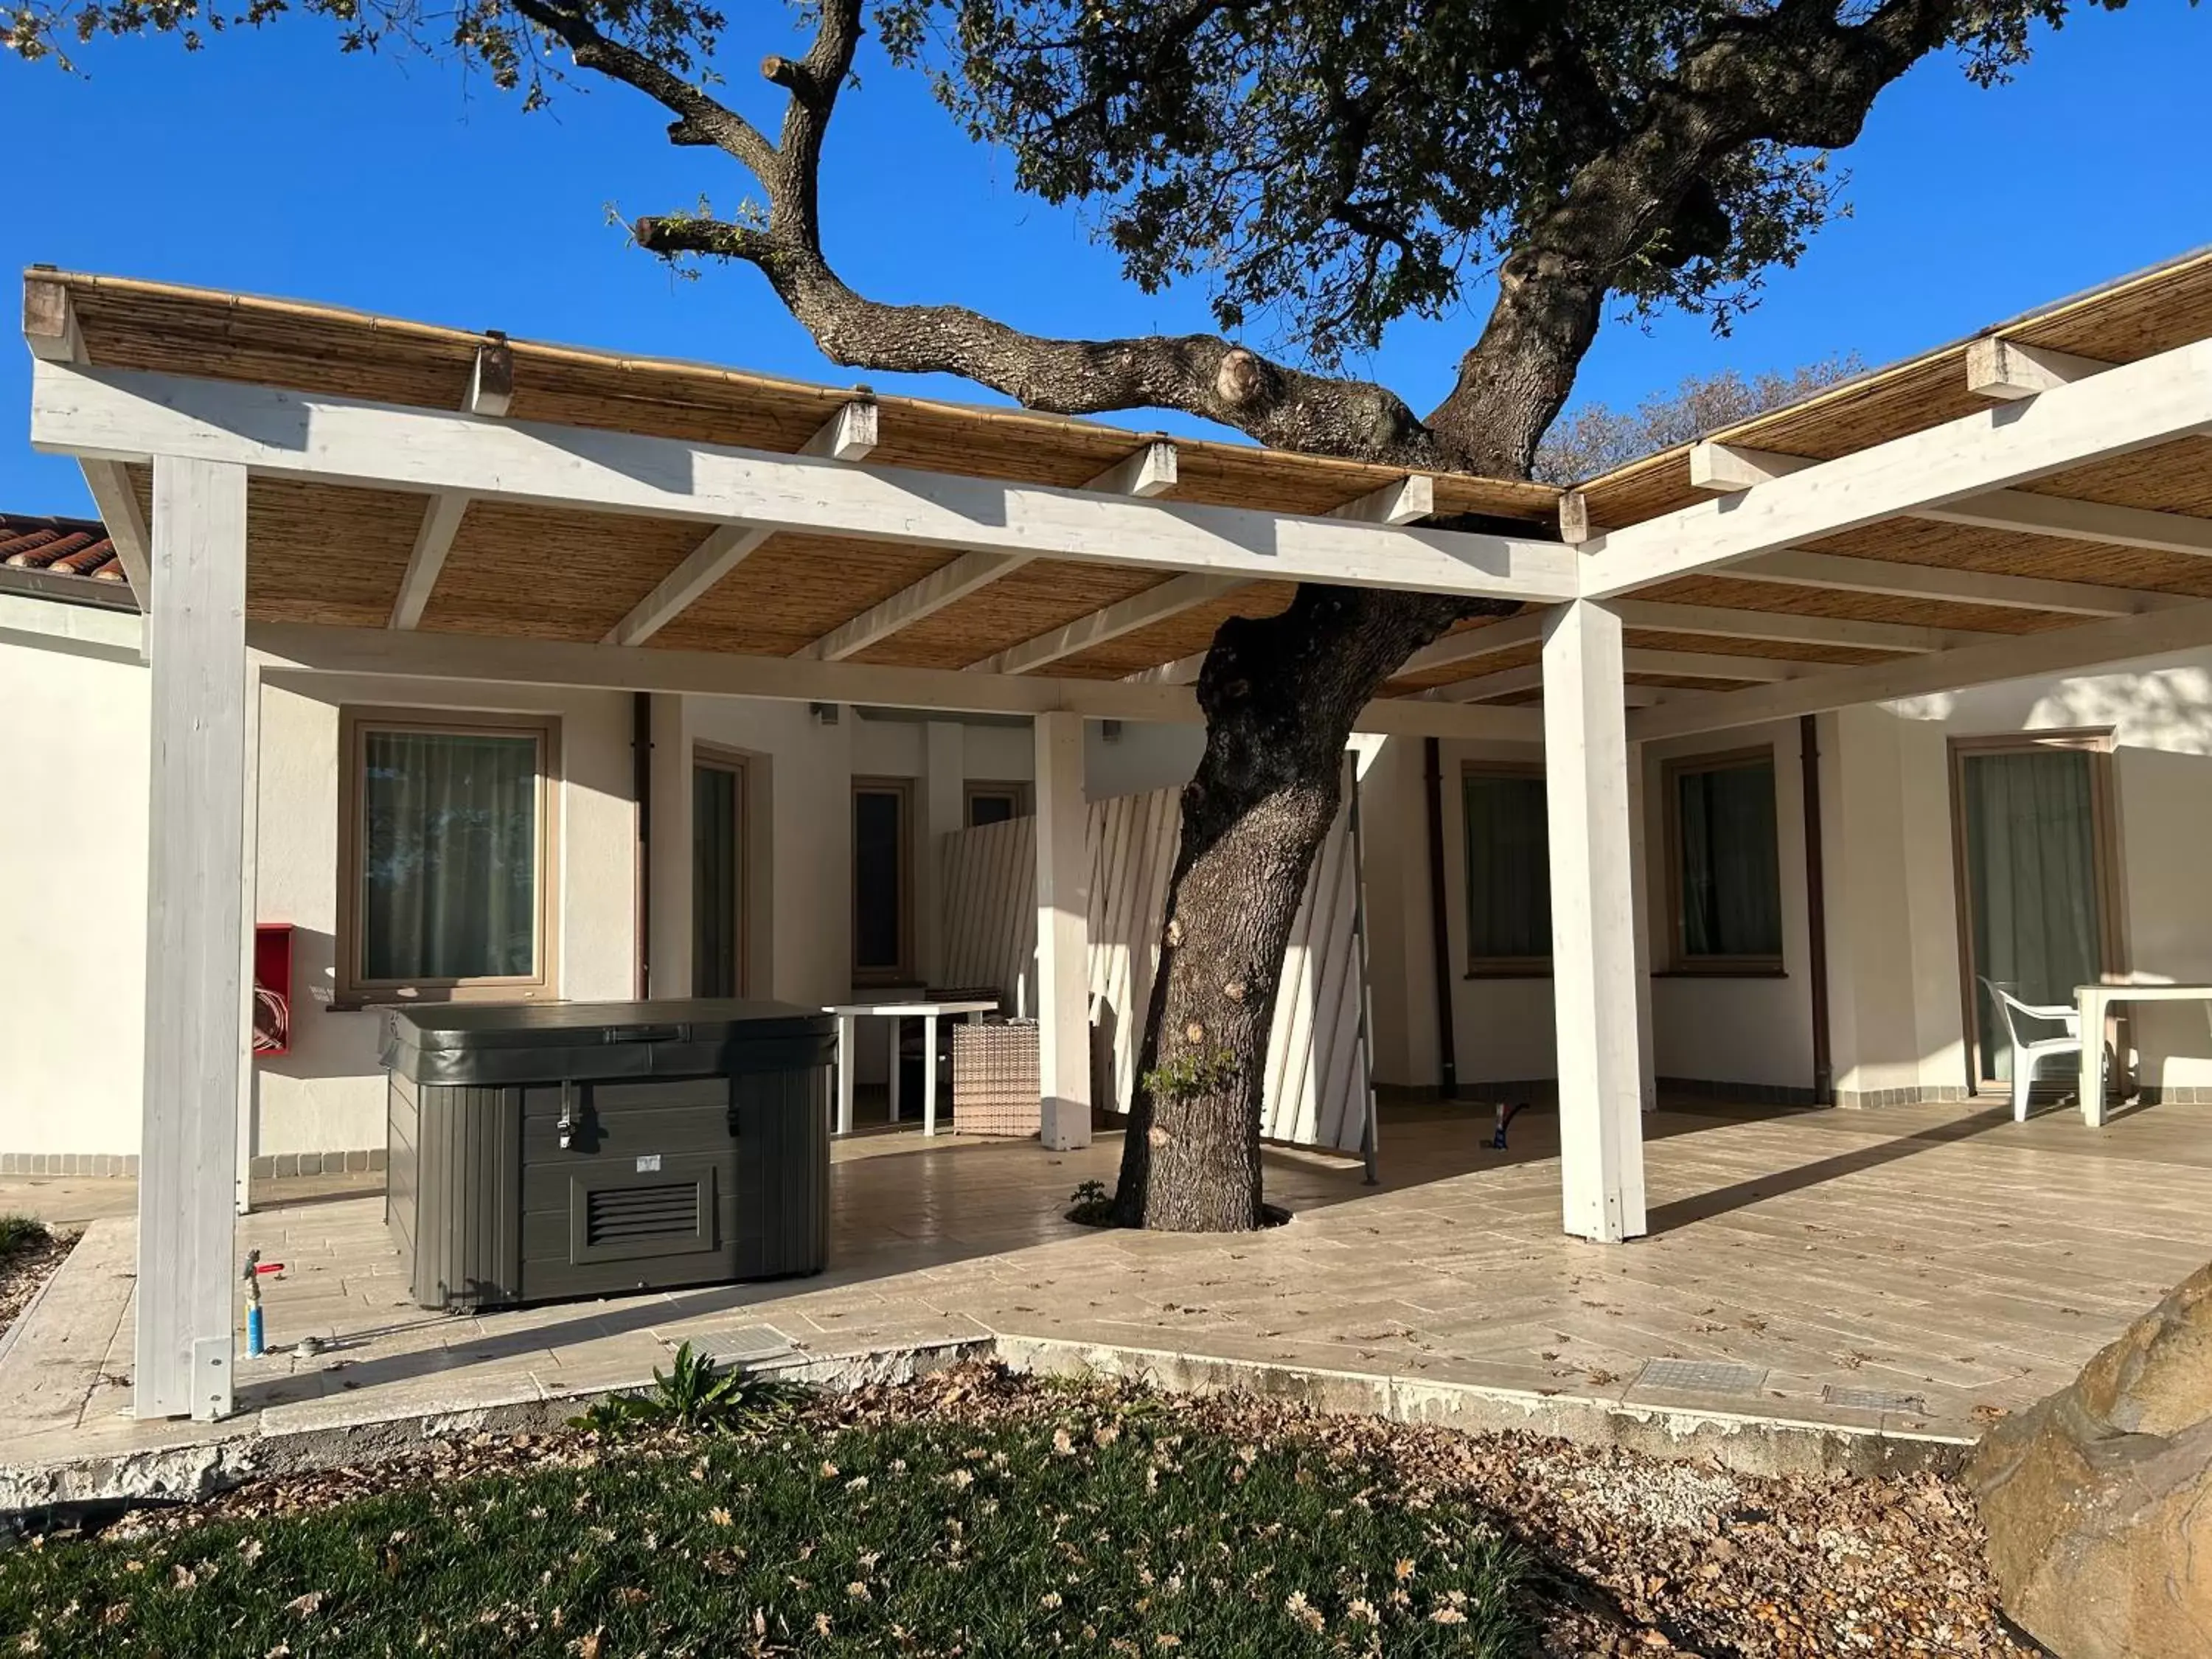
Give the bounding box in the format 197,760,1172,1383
335,707,561,1006
1460,759,1552,978
691,744,751,998
851,776,917,987
1661,745,1786,978
963,779,1032,827
1947,728,2127,1090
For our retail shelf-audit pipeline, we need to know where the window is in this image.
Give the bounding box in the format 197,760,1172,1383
338,710,557,1001
692,753,747,998
852,779,914,984
964,781,1031,829
1461,764,1551,973
1664,749,1783,973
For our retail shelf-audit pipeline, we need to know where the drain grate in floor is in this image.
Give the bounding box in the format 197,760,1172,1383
1635,1358,1767,1396
688,1324,799,1366
1823,1384,1927,1413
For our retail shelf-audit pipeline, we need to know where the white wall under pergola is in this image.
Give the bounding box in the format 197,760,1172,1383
24,272,2212,1420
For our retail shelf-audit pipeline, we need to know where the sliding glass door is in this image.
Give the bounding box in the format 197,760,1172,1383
1953,737,2120,1085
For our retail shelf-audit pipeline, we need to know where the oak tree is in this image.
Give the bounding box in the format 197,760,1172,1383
9,0,2145,1229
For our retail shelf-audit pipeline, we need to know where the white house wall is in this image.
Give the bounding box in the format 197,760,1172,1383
250,675,638,1161
1874,647,2212,1097
0,611,148,1165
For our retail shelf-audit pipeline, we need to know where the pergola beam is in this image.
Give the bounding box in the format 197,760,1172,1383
975,573,1239,675
1579,336,2212,599
1333,473,1436,525
799,439,1183,664
799,397,879,461
1913,489,2212,557
1613,598,1959,653
1431,662,1545,702
389,493,472,630
21,283,155,603
24,276,85,364
602,400,886,649
250,619,1545,742
1433,644,1809,702
805,551,1026,661
465,338,515,418
1397,597,1958,680
1627,595,2212,742
980,462,1436,678
1966,338,2110,400
78,459,153,601
1693,442,2212,561
33,363,1576,604
1722,547,2193,617
1395,612,1550,676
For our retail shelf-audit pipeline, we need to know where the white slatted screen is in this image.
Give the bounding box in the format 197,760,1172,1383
934,773,1375,1154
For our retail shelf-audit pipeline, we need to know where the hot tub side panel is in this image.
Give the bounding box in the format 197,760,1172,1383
734,1060,831,1279
409,1082,524,1310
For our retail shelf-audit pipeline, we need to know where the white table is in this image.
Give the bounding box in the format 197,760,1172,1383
825,999,999,1137
2076,982,2212,1127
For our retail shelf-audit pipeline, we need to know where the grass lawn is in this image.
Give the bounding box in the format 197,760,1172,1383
0,1399,1529,1656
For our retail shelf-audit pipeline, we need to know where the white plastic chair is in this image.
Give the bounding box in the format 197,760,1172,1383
1980,977,2084,1122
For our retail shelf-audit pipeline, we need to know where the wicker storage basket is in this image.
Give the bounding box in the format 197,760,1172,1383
952,1019,1040,1137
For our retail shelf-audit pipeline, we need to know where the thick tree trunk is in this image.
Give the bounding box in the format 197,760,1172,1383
1112,582,1512,1231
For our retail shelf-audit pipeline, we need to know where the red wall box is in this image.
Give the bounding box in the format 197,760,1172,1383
254,923,293,1057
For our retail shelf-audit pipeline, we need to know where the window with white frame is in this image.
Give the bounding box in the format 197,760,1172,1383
339,710,557,1000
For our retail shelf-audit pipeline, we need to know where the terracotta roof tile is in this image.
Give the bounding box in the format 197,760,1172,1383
0,512,129,594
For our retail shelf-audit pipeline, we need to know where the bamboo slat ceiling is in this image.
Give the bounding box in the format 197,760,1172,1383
37,250,2212,707
44,269,1554,686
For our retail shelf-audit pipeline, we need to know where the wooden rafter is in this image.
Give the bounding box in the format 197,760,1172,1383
1629,596,2212,742
799,438,1180,663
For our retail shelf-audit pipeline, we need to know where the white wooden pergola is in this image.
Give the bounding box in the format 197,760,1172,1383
22,254,2212,1419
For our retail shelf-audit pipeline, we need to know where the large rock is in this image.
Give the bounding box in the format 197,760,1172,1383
1967,1260,2212,1658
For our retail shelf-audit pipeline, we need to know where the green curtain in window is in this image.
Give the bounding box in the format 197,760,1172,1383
693,764,741,998
1677,761,1782,958
361,730,539,981
1964,748,2102,1082
1463,772,1551,959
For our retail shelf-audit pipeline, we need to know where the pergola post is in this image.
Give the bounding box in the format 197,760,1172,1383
136,456,251,1421
1542,601,1648,1243
1034,711,1091,1150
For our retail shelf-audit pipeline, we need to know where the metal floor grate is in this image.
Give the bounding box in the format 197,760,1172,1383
689,1324,799,1366
1823,1384,1927,1413
1635,1358,1767,1395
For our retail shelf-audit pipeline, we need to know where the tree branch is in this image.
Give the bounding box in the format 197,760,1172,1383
617,0,1436,459
508,0,779,180
1430,0,1975,475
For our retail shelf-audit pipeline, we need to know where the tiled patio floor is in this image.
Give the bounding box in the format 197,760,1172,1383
5,1095,2211,1472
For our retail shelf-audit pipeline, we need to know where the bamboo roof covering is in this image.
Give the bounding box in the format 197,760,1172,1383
1576,247,2212,529
29,252,2212,715
36,268,1565,692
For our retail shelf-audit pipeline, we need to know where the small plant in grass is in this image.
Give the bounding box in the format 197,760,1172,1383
569,1342,805,1437
1065,1178,1115,1225
0,1214,50,1263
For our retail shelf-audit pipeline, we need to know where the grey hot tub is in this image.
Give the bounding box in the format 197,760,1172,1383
381,998,834,1310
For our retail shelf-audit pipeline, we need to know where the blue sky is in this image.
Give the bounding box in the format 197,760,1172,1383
4,4,2208,513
